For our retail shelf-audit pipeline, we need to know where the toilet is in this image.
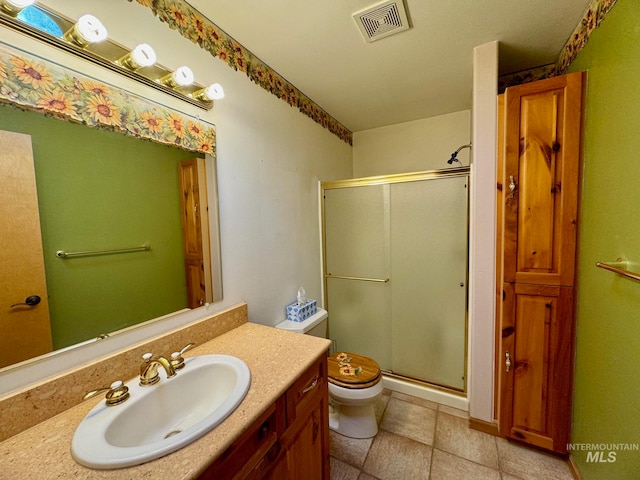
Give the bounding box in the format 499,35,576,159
275,308,383,439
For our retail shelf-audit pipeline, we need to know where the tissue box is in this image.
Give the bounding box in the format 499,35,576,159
286,299,317,322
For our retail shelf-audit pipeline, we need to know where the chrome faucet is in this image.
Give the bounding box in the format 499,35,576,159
139,353,177,386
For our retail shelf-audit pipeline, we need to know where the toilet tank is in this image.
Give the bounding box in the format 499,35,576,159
274,308,328,338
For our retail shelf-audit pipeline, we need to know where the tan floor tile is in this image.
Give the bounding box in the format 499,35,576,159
390,391,439,410
379,397,437,445
330,430,374,468
357,473,381,480
501,474,524,480
374,393,390,424
363,430,432,480
330,457,361,480
430,448,501,480
496,438,573,480
434,411,499,469
438,403,469,419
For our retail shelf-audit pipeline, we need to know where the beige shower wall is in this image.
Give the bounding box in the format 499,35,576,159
352,110,472,177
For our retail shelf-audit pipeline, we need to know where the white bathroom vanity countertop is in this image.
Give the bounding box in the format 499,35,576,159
0,322,331,479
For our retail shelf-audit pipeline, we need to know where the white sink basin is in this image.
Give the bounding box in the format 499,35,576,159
72,354,251,469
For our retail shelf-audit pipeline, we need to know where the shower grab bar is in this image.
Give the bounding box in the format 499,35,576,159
56,243,151,259
325,273,390,283
596,259,640,282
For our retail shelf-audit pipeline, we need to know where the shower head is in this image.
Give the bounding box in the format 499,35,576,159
447,144,472,166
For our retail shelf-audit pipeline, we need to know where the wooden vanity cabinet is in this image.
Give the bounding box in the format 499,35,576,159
200,355,329,480
496,72,583,454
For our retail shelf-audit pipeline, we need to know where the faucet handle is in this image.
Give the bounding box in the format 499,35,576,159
170,342,196,370
83,380,130,406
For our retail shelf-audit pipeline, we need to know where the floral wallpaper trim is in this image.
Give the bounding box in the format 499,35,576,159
499,0,619,91
0,43,216,155
555,0,618,74
130,0,353,146
502,0,618,90
498,64,556,92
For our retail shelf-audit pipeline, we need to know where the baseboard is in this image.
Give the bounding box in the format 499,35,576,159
469,417,500,436
568,454,583,480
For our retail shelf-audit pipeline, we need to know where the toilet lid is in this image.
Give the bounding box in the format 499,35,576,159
328,352,381,389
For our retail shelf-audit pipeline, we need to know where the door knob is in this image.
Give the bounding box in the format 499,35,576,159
10,295,41,308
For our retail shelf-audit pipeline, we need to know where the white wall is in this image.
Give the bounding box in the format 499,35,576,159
0,0,351,393
468,41,498,422
353,110,471,177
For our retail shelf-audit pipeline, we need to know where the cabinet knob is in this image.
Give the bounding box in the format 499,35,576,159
258,420,271,441
508,175,517,199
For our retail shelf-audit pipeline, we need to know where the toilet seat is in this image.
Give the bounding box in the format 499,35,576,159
328,352,381,389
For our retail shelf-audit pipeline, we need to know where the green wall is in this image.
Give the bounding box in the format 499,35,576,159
0,105,198,349
568,0,640,477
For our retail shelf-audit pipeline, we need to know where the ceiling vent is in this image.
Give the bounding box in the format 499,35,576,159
352,0,410,43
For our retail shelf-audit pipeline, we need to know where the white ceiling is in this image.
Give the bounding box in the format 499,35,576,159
189,0,591,132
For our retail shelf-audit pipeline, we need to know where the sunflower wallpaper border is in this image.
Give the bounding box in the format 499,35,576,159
130,0,353,146
555,0,618,74
499,0,618,90
0,43,216,155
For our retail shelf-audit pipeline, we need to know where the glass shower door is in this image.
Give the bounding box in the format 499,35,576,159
323,184,391,369
323,171,469,392
389,176,468,390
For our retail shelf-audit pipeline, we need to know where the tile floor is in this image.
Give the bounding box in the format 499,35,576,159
329,390,575,480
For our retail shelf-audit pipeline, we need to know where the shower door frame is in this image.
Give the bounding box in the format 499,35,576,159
321,166,471,395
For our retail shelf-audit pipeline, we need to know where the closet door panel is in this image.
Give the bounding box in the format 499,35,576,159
503,72,582,287
499,283,574,453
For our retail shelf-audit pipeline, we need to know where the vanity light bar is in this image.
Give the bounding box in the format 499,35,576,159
0,3,222,110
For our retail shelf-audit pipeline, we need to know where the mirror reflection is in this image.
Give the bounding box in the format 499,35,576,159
0,103,221,370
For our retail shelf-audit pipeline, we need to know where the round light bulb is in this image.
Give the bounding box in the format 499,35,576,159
130,43,156,68
1,0,34,13
76,14,108,44
5,0,35,8
173,66,194,87
204,83,224,100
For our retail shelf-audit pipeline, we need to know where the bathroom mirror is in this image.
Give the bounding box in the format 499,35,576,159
0,104,223,372
0,6,223,371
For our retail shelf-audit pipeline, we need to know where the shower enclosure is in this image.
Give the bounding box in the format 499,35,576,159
321,167,469,393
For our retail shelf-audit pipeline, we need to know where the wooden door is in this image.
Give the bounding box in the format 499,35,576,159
499,283,574,453
497,72,583,454
502,72,583,287
0,130,52,367
178,158,213,308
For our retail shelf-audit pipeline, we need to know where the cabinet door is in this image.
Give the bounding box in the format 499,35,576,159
283,400,326,479
199,399,283,480
502,72,583,286
498,283,575,453
254,357,330,480
283,356,330,479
